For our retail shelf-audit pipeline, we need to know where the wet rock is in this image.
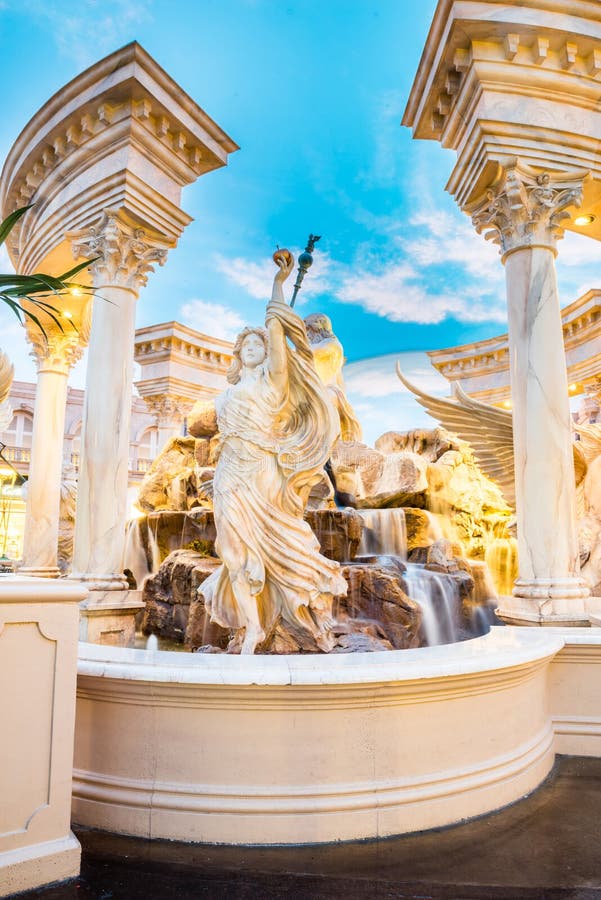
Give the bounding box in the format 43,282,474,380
137,436,197,512
186,589,231,651
331,631,394,653
330,441,428,509
141,509,216,566
337,563,422,649
141,549,225,645
375,427,460,462
404,508,441,552
426,439,512,559
304,508,363,562
408,540,475,601
188,399,218,438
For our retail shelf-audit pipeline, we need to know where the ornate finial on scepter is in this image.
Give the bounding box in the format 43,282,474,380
290,233,321,307
273,234,322,308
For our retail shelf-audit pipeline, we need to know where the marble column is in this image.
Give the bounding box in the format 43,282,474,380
143,395,194,451
19,328,85,577
472,161,591,624
69,212,169,590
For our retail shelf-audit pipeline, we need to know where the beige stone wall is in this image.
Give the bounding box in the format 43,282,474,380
0,580,86,895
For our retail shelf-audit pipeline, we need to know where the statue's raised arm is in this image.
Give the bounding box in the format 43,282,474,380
264,251,294,394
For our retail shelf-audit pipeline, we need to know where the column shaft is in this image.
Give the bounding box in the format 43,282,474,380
20,369,69,576
71,284,136,587
505,247,587,611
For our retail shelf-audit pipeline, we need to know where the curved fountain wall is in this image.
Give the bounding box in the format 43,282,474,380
73,627,562,845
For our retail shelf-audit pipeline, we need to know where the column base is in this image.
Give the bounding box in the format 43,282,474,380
16,566,61,578
69,572,129,591
497,594,601,627
79,589,145,647
0,832,80,898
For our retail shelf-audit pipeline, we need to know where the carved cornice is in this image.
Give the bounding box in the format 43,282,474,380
0,43,238,267
470,161,587,259
70,211,169,292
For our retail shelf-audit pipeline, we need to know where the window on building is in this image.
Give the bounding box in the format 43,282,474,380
0,412,33,449
138,427,159,461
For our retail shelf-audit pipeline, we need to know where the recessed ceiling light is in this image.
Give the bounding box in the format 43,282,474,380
574,215,596,226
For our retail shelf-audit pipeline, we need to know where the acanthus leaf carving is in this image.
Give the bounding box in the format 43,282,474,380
26,324,86,376
143,394,195,426
470,161,588,259
70,211,169,292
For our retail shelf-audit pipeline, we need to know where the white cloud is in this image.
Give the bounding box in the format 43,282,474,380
214,249,334,303
344,367,404,399
179,299,245,342
343,352,451,445
558,230,601,268
344,353,449,400
405,208,504,282
335,261,506,325
9,0,153,67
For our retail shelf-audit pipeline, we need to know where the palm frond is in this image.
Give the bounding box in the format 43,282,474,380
0,205,97,338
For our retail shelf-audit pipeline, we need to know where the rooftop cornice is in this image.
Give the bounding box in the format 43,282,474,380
2,42,237,187
0,42,238,273
403,0,601,239
134,320,234,353
404,0,601,137
428,288,601,399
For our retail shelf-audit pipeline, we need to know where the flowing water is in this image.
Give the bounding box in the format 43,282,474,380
402,563,461,646
358,509,407,557
123,517,161,589
485,536,519,597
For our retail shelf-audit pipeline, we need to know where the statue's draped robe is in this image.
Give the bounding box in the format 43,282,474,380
201,300,347,641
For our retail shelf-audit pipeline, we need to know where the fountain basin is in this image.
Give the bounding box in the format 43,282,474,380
73,628,563,845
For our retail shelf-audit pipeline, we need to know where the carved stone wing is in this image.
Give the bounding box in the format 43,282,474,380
396,363,516,508
0,349,14,431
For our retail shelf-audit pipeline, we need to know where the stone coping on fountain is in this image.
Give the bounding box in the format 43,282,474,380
72,627,581,845
77,626,564,685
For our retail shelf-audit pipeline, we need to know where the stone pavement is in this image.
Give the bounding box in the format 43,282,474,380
13,757,601,899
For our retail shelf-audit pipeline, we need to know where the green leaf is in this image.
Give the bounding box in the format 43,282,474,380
58,257,99,280
0,205,34,246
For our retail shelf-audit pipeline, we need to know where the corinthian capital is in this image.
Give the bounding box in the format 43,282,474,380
26,323,86,376
470,161,588,259
144,394,194,426
70,211,170,292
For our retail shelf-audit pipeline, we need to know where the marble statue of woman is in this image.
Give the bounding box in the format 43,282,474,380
198,253,348,654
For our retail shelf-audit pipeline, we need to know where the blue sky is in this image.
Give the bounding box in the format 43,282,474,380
2,0,601,442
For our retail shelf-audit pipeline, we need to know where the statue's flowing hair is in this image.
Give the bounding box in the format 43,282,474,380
226,326,268,384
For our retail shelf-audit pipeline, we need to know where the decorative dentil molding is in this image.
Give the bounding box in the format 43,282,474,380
470,161,587,258
143,394,195,426
426,32,601,138
70,211,169,292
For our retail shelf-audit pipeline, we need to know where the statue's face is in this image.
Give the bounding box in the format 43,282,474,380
240,333,266,368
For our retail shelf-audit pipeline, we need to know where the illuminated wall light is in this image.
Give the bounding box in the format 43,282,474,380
574,214,596,226
503,400,512,409
569,383,578,392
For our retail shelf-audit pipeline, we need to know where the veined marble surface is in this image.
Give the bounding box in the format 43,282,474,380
77,627,564,686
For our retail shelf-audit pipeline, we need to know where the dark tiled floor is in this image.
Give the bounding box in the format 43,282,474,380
18,756,601,900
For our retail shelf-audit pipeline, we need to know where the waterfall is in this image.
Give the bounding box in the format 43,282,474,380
403,563,460,646
485,536,519,597
123,517,161,590
357,509,407,558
